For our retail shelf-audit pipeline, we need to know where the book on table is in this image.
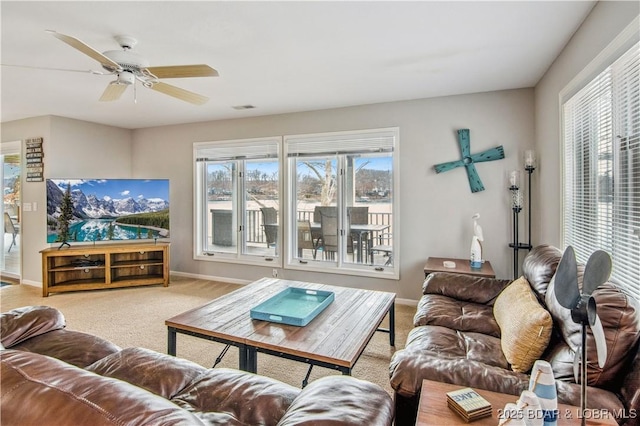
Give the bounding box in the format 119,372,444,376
446,387,492,422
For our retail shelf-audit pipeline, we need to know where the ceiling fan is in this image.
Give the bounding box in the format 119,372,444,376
40,30,218,105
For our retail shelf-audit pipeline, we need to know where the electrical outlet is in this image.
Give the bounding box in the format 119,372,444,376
272,269,278,278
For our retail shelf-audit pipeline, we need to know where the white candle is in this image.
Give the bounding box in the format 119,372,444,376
525,150,536,168
509,170,519,187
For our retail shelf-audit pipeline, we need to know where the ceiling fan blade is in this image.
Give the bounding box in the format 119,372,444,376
583,250,612,295
46,30,121,71
554,246,581,309
149,82,208,105
588,298,607,368
99,82,128,102
1,64,109,75
146,64,218,79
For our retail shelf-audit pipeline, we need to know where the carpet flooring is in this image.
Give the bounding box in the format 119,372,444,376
0,276,415,395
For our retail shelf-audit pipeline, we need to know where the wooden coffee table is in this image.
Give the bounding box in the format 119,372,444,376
165,278,395,383
416,379,618,425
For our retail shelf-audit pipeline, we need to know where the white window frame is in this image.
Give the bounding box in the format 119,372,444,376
193,137,283,267
284,127,400,279
560,19,639,301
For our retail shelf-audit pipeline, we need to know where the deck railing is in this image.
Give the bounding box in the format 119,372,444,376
242,209,392,245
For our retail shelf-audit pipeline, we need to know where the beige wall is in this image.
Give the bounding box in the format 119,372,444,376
1,115,133,284
534,1,639,247
132,89,535,300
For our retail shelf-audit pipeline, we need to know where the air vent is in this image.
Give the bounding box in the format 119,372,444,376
232,104,256,110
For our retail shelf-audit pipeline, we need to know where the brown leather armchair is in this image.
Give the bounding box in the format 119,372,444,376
390,245,640,425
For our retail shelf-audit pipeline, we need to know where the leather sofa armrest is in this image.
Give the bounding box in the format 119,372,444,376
423,272,511,305
1,306,65,348
277,376,394,426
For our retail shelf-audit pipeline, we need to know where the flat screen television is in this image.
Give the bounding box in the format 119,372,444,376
46,178,170,244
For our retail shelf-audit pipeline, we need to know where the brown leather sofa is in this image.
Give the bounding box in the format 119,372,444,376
390,245,640,425
1,305,394,425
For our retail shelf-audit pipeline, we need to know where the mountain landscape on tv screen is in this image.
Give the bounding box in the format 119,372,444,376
47,180,169,218
46,179,170,243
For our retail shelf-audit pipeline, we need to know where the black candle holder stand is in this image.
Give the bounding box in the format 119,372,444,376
508,166,535,279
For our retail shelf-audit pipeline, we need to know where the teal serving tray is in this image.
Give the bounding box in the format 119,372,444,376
250,287,335,327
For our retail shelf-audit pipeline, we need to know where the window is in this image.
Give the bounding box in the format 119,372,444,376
562,41,639,300
285,128,398,278
193,128,399,279
194,137,281,264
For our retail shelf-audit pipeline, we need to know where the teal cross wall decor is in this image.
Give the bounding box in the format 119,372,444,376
434,129,505,193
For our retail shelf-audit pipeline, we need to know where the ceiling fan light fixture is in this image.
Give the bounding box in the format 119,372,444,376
116,71,135,85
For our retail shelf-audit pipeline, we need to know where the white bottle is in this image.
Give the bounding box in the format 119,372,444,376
470,236,482,269
529,360,558,426
470,213,483,269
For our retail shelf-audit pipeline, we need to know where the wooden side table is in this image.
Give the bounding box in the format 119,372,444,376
424,257,495,278
416,379,618,426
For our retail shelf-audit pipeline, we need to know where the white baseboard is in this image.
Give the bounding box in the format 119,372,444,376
395,297,418,307
169,270,252,286
18,279,40,288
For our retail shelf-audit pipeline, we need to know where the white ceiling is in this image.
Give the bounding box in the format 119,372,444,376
1,1,595,130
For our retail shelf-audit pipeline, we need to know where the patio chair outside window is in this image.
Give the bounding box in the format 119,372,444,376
347,206,368,259
312,206,335,248
297,220,317,259
211,209,233,246
4,212,19,253
318,210,338,260
369,233,393,266
260,207,278,248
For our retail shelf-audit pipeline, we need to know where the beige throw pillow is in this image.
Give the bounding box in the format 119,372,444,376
494,276,553,373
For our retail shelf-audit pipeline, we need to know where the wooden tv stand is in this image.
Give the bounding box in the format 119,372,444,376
41,242,170,297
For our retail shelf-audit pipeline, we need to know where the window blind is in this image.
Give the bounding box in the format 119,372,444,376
194,137,280,162
285,128,396,157
563,42,639,301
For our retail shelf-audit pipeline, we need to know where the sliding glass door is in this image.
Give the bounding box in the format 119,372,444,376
1,141,21,279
